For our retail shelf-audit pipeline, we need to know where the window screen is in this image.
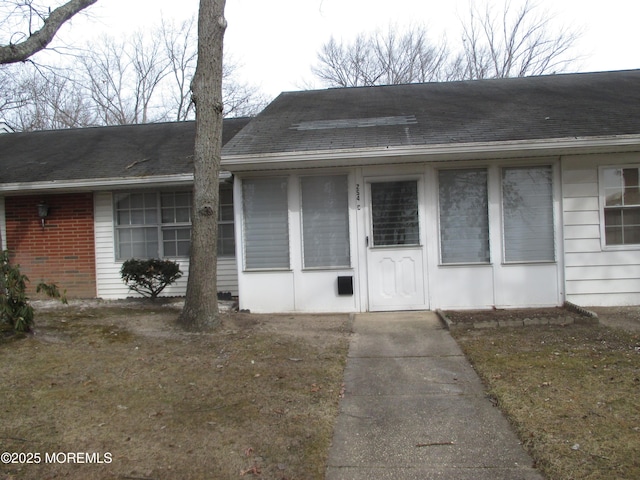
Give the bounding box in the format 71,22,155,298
502,166,554,262
301,175,350,268
439,169,489,263
243,177,290,269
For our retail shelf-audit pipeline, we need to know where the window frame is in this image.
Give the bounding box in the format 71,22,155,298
114,191,164,260
500,164,556,264
300,174,351,270
437,167,491,265
160,191,193,258
599,165,640,250
217,184,236,257
368,179,421,248
241,176,291,271
113,188,235,261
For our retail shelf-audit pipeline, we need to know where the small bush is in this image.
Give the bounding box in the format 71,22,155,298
36,282,68,305
120,258,183,299
0,250,34,332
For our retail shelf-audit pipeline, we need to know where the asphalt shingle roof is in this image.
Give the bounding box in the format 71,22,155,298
222,70,640,157
0,118,249,185
2,70,639,186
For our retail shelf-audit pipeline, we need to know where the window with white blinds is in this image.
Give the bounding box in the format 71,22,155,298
301,175,350,268
502,166,555,262
242,177,290,269
370,180,420,246
438,169,489,264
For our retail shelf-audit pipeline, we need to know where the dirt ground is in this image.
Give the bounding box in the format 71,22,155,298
0,300,350,480
449,305,640,480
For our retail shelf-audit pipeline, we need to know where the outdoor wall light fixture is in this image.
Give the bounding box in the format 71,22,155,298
37,202,49,228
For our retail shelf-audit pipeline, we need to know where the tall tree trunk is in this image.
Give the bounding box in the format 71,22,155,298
178,0,226,330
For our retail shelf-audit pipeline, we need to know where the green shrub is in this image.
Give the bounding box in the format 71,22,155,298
120,258,183,299
0,250,34,332
36,282,68,305
0,251,68,333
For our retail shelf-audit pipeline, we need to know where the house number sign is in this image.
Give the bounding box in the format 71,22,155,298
356,183,361,210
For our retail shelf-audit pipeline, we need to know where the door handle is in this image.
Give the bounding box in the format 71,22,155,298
366,236,369,247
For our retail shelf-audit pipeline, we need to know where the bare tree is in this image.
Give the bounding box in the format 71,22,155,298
77,33,170,125
312,1,581,87
459,0,581,79
161,16,267,120
0,0,96,64
10,65,94,130
2,16,266,130
313,25,453,88
222,55,269,117
161,16,198,121
178,0,226,330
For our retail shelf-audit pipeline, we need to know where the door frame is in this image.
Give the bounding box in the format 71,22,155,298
363,174,429,311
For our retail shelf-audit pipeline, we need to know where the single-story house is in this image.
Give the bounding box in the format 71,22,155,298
0,118,249,299
2,69,640,312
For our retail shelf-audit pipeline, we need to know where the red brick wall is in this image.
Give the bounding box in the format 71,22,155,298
5,193,96,298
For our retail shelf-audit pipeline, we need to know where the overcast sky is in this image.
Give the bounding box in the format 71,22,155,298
61,0,639,99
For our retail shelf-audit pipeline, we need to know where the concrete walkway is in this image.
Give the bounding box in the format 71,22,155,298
325,311,544,480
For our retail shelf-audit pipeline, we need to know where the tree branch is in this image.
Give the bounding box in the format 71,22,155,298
0,0,97,65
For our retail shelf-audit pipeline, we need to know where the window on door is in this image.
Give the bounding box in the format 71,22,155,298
370,180,419,246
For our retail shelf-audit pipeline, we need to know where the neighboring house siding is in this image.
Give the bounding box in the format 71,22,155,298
94,191,238,299
563,153,640,306
5,193,96,298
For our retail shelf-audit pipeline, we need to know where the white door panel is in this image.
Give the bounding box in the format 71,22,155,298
366,179,427,311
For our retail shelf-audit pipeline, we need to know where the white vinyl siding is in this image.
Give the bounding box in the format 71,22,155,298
563,154,640,306
95,191,238,299
502,166,555,262
242,177,290,270
438,168,489,264
301,175,350,268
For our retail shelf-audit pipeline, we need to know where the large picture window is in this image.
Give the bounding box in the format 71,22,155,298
242,177,290,269
602,167,640,246
301,175,350,268
502,166,555,262
114,188,235,260
438,168,489,264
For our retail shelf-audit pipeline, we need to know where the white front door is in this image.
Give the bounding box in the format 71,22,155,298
366,179,427,311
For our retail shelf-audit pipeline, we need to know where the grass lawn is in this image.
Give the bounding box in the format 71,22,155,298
451,320,640,480
0,302,349,480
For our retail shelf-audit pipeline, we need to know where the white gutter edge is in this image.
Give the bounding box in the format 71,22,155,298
222,134,640,168
0,172,233,194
